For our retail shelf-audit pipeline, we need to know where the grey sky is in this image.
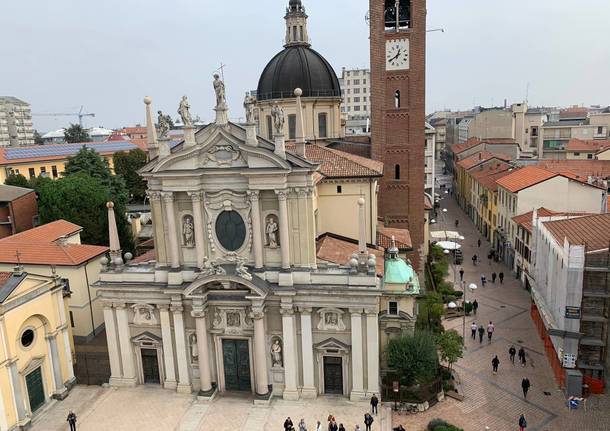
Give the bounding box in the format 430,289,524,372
1,0,609,133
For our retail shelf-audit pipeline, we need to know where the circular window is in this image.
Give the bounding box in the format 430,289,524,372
215,210,246,251
21,329,35,348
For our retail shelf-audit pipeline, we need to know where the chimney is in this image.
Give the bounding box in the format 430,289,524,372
294,88,306,157
144,96,158,160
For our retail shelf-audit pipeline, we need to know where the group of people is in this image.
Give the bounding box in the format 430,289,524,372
469,321,495,343
283,396,379,431
480,271,504,287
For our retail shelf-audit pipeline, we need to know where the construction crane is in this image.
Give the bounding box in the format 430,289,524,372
32,106,95,127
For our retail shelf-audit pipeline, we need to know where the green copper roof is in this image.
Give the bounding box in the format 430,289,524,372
383,255,420,293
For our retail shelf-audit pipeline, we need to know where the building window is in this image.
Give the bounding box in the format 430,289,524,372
597,126,604,135
51,165,58,178
363,79,367,84
288,114,296,139
318,113,328,138
21,328,35,348
69,311,75,328
354,79,360,85
354,106,361,111
573,152,580,156
40,167,47,177
266,115,273,140
384,0,411,29
587,153,593,159
299,25,303,41
347,89,351,94
389,301,399,315
394,90,401,108
363,97,367,102
337,185,342,194
531,126,538,137
354,88,360,94
395,164,400,180
28,167,35,178
293,26,297,41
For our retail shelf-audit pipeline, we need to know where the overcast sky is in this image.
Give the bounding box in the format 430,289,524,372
2,0,609,133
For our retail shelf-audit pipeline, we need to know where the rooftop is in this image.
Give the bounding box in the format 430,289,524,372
0,184,34,202
5,220,81,242
0,96,29,106
457,151,511,170
566,138,610,153
0,141,140,165
513,208,557,233
316,233,384,275
536,159,610,179
451,138,482,155
543,214,610,252
376,224,412,250
496,166,559,192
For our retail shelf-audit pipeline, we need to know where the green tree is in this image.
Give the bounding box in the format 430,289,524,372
113,149,148,202
386,331,439,386
4,174,31,188
63,146,111,182
436,330,463,371
416,292,444,333
33,130,44,145
63,123,90,143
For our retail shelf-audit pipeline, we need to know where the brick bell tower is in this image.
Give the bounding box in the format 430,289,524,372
370,0,426,268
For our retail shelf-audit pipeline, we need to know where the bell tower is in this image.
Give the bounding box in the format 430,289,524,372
370,0,426,268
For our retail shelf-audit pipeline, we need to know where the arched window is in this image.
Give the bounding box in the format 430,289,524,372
385,0,411,30
293,26,297,42
394,90,401,108
395,164,400,180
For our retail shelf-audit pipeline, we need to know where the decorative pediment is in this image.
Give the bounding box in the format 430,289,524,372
313,337,350,353
131,331,162,344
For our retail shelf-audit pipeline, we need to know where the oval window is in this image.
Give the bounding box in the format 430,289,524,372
215,211,246,251
21,329,35,348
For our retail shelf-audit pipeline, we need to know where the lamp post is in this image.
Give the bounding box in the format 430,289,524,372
464,283,478,345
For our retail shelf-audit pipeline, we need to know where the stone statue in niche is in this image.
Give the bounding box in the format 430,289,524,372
132,304,158,326
270,337,283,367
271,103,284,135
265,215,279,248
182,215,195,247
226,311,241,328
189,333,198,363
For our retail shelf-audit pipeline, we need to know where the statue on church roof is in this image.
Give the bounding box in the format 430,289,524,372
213,74,226,109
178,95,193,127
157,110,172,138
243,94,256,124
271,103,285,135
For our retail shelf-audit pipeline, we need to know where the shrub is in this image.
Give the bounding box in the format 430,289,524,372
427,419,449,430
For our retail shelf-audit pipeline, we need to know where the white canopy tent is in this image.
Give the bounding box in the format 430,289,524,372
436,241,461,251
430,230,462,240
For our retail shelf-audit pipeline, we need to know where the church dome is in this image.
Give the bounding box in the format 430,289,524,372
256,46,341,101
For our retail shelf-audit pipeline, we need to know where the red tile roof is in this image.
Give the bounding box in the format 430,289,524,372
456,151,496,170
566,139,610,152
316,233,384,275
6,220,82,242
543,214,610,251
377,225,412,249
536,159,610,180
496,166,558,192
451,138,482,155
512,208,556,233
471,163,514,192
131,248,156,264
0,272,12,289
285,143,383,179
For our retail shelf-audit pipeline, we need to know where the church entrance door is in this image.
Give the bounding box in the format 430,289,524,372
323,356,343,394
25,367,45,413
141,348,160,384
222,339,251,391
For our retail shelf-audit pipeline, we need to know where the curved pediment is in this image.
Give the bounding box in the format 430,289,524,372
183,266,270,299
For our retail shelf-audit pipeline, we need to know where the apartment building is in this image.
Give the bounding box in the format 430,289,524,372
0,97,34,147
339,67,370,118
540,110,610,158
425,122,436,197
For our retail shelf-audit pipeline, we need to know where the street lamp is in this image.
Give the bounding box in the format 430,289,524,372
463,283,478,345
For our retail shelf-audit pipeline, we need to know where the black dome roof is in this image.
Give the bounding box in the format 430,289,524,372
257,46,341,101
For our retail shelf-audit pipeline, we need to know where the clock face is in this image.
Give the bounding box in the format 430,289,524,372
385,39,410,71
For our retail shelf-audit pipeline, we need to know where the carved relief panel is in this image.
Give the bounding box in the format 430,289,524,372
317,308,346,331
211,307,254,335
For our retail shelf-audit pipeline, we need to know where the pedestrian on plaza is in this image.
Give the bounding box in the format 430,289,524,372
499,272,504,284
509,345,516,364
327,415,335,423
338,424,346,431
284,417,294,431
471,322,478,339
67,411,77,431
481,274,486,287
487,321,495,342
316,421,324,431
364,413,374,431
518,347,526,366
299,419,307,431
472,299,479,315
354,426,361,431
521,377,531,399
492,355,500,374
329,419,338,431
455,219,459,228
459,267,464,281
370,394,379,415
477,238,481,248
478,324,485,343
487,252,492,265
472,254,478,266
491,272,497,283
519,414,527,431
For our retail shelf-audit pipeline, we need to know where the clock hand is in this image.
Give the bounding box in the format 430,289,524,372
389,49,401,62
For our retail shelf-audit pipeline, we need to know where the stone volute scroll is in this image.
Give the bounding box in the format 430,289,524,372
270,336,283,368
265,214,280,248
182,215,195,247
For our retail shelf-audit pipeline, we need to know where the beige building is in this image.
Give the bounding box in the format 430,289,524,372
0,220,108,341
0,97,34,147
0,270,75,429
540,111,610,158
425,122,436,197
340,68,370,118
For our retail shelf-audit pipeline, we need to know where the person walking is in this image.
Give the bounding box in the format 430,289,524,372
455,219,459,228
472,254,478,266
459,267,465,281
487,321,495,342
370,394,379,415
354,426,361,431
491,272,497,283
364,413,374,431
478,324,485,343
477,238,481,248
521,377,531,399
67,411,77,431
316,421,324,431
481,274,487,287
509,345,516,364
492,355,500,374
329,419,338,431
471,322,478,339
519,414,527,431
472,299,479,315
299,419,307,431
499,272,504,284
518,347,526,366
338,425,346,431
285,417,294,431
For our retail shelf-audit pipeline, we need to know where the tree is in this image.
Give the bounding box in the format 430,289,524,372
63,146,111,182
416,292,444,333
436,330,463,371
113,149,148,202
63,123,89,143
386,331,439,386
4,174,31,188
33,130,44,145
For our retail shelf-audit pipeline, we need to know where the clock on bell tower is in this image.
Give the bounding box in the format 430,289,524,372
370,0,426,269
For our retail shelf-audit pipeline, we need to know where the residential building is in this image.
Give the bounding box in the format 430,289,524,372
0,96,34,147
0,270,75,429
0,185,39,239
565,139,610,160
457,117,473,144
540,111,610,158
528,213,610,391
120,126,147,140
425,122,436,199
0,220,108,341
339,67,371,118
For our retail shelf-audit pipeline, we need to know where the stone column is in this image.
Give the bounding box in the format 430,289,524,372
148,191,168,265
8,361,27,422
251,305,270,397
299,307,316,398
115,304,136,385
365,309,380,395
249,191,264,269
103,304,122,383
171,304,192,393
350,308,365,400
276,190,291,269
162,192,181,269
281,304,299,400
55,290,74,383
158,305,177,389
192,308,213,395
46,333,65,396
188,192,206,269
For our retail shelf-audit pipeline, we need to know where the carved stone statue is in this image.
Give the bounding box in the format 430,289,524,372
266,216,279,248
157,110,172,138
213,310,223,328
132,304,158,326
271,103,284,135
243,94,256,124
190,333,198,363
235,258,252,281
178,95,193,127
201,256,227,277
213,74,226,108
226,311,241,327
270,337,283,367
182,215,195,247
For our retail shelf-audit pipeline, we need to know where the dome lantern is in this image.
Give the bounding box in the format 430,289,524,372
284,0,309,47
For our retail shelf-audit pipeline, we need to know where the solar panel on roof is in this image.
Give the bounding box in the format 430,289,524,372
5,142,137,160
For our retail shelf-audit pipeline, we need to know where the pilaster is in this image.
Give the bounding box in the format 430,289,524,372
115,303,137,386
192,307,215,398
365,308,380,395
157,304,177,389
188,191,206,269
171,303,192,393
299,307,316,398
280,304,299,400
103,304,122,385
162,192,181,269
248,191,264,269
349,308,365,400
251,304,271,398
